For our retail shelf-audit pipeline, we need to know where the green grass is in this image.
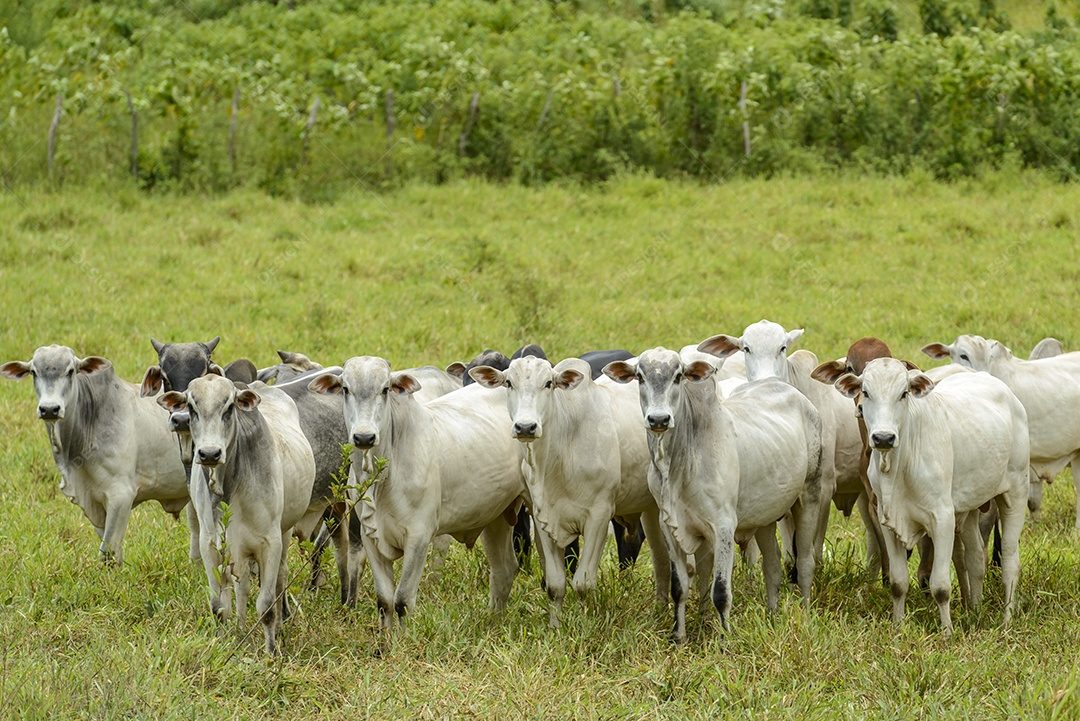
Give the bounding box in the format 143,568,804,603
2,171,1080,718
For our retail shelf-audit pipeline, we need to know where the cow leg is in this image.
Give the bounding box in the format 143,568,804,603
881,528,909,626
329,506,350,606
754,523,782,613
640,508,670,606
855,492,885,584
536,530,566,628
186,504,202,562
234,551,252,633
665,531,691,644
100,491,135,566
927,514,956,634
346,507,366,610
306,513,330,591
256,535,285,656
916,537,934,590
365,537,397,633
790,499,817,604
708,523,736,632
480,519,517,612
951,530,970,609
572,511,611,599
777,514,795,573
960,513,986,608
998,490,1025,626
392,535,432,629
513,508,532,569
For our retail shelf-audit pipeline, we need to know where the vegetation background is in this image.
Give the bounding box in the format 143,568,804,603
3,1,1080,718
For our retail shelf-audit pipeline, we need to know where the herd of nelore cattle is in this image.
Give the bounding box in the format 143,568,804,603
4,322,1078,654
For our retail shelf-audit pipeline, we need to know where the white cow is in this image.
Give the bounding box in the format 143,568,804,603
309,357,526,631
159,374,317,655
923,335,1080,527
470,356,669,627
833,358,1029,632
699,321,865,572
604,348,822,643
2,346,190,566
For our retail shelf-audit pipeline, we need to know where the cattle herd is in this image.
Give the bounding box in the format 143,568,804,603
4,323,1078,654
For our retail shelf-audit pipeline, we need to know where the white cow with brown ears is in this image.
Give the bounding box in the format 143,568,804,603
833,358,1029,632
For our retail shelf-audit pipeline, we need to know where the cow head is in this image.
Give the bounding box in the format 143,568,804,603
699,320,803,382
921,334,1011,372
158,374,260,493
470,356,587,441
256,350,323,385
457,349,511,387
308,356,420,451
603,347,714,434
834,358,935,455
2,345,110,422
141,336,221,398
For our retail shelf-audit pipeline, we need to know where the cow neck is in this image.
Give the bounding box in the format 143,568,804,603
382,393,422,480
216,408,271,503
54,368,116,464
653,380,719,484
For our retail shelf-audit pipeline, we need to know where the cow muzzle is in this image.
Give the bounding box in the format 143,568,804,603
512,420,540,441
870,431,897,450
169,410,190,434
197,446,224,466
646,413,672,433
352,431,377,450
37,403,62,421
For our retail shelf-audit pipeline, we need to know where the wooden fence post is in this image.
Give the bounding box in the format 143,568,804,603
739,81,750,158
458,91,480,155
229,87,240,177
302,96,320,165
48,92,63,178
125,90,138,179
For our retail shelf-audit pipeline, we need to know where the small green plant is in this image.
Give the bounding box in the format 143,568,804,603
212,500,232,593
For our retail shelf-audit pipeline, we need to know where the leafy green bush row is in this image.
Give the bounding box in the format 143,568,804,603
1,0,1079,193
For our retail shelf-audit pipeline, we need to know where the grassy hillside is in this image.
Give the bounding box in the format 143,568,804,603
1,172,1080,717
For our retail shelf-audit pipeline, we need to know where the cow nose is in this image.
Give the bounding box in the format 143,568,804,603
513,421,538,438
871,432,897,449
197,447,222,465
352,432,377,449
38,404,61,420
169,411,190,433
647,413,671,431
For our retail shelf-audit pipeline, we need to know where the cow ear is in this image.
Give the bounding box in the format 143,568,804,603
554,368,585,391
901,360,921,372
207,363,224,377
158,391,187,413
468,365,505,389
835,373,863,399
308,373,342,395
785,328,805,349
204,336,221,355
684,360,715,383
235,389,261,411
257,366,279,384
602,360,637,384
445,362,467,380
697,334,742,359
0,360,32,381
390,372,421,396
811,359,848,385
78,357,111,375
921,342,952,360
908,372,935,398
150,338,166,355
141,366,164,397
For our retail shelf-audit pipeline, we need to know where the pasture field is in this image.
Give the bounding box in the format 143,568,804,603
2,171,1080,718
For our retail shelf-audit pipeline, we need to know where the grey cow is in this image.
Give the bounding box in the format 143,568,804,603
3,345,190,565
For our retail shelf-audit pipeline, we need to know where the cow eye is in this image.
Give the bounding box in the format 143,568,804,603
505,380,513,390
67,369,75,377
544,380,553,389
743,347,751,355
674,372,683,384
900,391,909,400
780,346,787,354
635,372,643,383
959,354,969,361
341,386,350,397
382,387,390,396
190,407,199,419
222,407,233,422
862,391,871,401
